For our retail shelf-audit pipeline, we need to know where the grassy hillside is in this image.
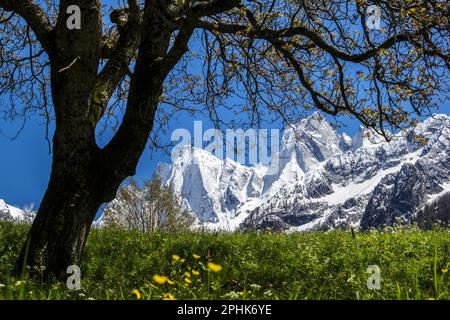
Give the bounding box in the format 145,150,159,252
0,222,449,300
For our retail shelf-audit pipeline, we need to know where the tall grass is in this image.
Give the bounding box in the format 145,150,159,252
0,222,449,300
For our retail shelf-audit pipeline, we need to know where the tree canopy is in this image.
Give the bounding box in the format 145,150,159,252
1,1,449,141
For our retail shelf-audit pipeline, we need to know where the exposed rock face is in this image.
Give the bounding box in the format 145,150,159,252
361,164,430,229
417,192,450,229
157,113,450,231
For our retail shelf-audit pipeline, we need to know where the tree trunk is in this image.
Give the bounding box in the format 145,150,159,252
15,0,107,279
15,143,104,279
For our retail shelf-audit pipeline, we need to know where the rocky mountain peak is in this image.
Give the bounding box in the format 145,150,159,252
158,113,450,231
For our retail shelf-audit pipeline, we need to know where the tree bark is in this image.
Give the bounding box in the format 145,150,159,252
15,0,106,279
16,152,103,279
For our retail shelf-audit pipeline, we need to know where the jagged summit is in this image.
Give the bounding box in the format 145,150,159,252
159,113,450,231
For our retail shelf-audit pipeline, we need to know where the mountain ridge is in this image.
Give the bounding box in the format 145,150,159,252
159,113,450,231
3,113,449,232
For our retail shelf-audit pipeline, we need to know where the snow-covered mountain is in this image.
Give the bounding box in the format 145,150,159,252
158,112,450,232
0,199,31,222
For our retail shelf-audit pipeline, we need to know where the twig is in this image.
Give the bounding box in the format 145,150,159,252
58,56,81,73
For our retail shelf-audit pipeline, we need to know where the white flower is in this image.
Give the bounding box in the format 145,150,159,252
250,284,262,290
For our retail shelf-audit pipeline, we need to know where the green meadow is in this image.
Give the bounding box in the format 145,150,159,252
0,222,449,300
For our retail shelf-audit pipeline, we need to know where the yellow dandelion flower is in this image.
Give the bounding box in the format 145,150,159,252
131,289,141,300
184,278,192,284
172,255,181,261
193,254,201,259
153,275,168,285
192,270,200,276
163,293,176,300
207,262,223,273
167,279,175,285
184,272,191,278
180,258,186,263
442,268,448,273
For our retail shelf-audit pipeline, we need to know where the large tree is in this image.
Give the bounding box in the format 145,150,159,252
0,0,448,279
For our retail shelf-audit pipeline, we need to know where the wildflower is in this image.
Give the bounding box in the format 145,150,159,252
163,293,176,300
193,254,201,259
192,270,200,276
167,279,175,285
442,268,448,273
153,275,168,285
131,289,141,300
172,255,181,261
250,284,262,291
239,290,251,297
184,272,191,278
184,278,192,285
207,262,223,273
